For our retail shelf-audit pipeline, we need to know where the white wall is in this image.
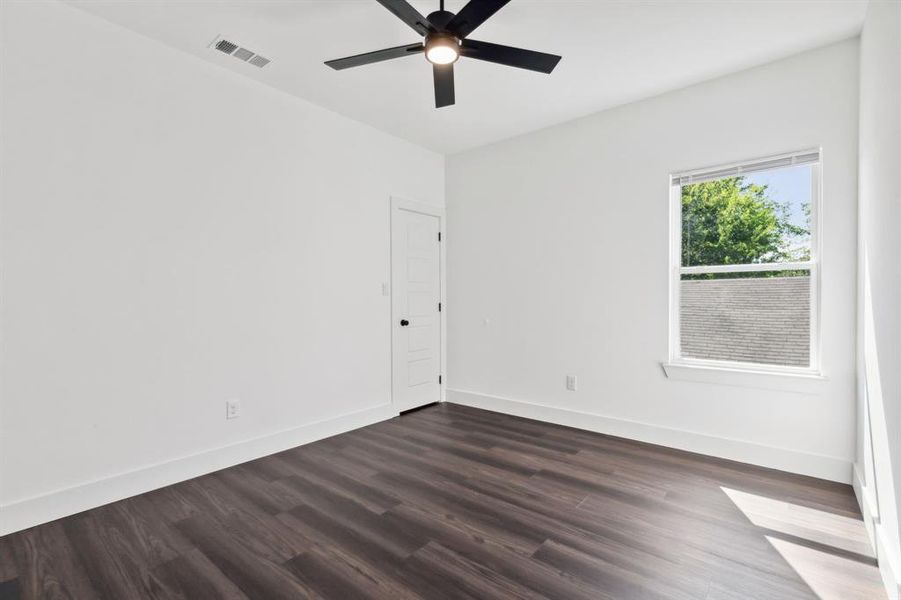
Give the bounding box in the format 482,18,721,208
855,0,901,596
446,40,859,483
0,0,443,534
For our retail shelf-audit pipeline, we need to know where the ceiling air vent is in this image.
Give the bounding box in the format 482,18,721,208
214,39,238,55
209,36,271,69
233,47,254,61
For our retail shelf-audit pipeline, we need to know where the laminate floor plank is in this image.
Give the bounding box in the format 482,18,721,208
0,403,882,599
405,541,546,600
532,539,702,600
8,522,98,600
274,507,426,600
371,470,549,556
381,503,607,600
0,537,19,584
62,511,180,600
213,507,312,564
282,547,377,600
456,476,708,594
268,452,403,514
401,413,582,460
279,475,423,558
174,513,319,600
150,549,248,600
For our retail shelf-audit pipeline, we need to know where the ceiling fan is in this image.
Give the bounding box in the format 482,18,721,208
324,0,562,108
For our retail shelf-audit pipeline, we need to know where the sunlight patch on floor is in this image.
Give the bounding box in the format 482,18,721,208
767,536,886,600
722,486,874,558
722,486,886,600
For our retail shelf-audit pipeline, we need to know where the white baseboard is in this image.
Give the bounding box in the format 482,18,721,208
853,463,901,600
873,518,901,600
447,389,852,484
853,463,880,543
0,404,396,536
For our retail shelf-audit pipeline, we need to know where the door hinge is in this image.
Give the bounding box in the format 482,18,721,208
438,232,442,242
438,302,442,312
439,375,443,384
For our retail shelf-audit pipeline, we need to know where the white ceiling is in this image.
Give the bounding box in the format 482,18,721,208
64,0,867,154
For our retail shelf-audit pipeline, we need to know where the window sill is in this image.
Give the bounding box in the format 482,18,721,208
661,361,827,394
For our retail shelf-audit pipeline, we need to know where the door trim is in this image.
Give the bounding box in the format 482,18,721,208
390,197,446,413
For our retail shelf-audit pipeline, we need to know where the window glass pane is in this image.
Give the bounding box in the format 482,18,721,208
680,271,810,367
681,165,812,267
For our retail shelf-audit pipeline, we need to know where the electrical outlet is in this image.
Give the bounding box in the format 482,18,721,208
226,399,241,420
566,375,577,391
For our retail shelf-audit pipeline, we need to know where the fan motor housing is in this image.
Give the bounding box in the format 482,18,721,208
426,10,455,30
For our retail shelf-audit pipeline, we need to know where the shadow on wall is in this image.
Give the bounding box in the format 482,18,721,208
861,246,901,591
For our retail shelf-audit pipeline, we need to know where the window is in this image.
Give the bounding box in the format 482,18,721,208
668,150,820,373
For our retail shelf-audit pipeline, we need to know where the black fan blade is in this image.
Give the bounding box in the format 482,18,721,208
325,42,423,70
375,0,433,36
461,39,561,74
433,64,455,108
446,0,511,39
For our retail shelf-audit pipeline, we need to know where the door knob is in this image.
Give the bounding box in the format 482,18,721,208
400,319,410,326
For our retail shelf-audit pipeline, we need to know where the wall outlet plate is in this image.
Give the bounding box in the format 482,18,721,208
226,399,241,420
566,375,577,391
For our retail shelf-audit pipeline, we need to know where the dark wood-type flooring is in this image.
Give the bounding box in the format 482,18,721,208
0,403,882,599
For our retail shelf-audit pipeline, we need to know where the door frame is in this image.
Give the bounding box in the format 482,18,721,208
389,196,446,413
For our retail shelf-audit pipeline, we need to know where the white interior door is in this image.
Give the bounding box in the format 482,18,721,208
392,204,442,413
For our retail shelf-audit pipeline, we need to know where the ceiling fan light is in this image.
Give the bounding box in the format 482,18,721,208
425,35,459,65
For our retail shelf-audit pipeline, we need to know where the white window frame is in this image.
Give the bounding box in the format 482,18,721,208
667,149,822,377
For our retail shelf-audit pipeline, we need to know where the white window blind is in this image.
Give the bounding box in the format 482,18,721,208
671,149,820,187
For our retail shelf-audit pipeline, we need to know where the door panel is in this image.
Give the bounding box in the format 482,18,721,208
392,207,441,413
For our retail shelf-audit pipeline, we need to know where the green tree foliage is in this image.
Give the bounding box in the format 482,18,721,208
681,177,809,278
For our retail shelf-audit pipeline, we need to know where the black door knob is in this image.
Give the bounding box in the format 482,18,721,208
400,319,410,326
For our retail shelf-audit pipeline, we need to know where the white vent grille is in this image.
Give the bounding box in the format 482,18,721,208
233,47,254,61
209,36,271,68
